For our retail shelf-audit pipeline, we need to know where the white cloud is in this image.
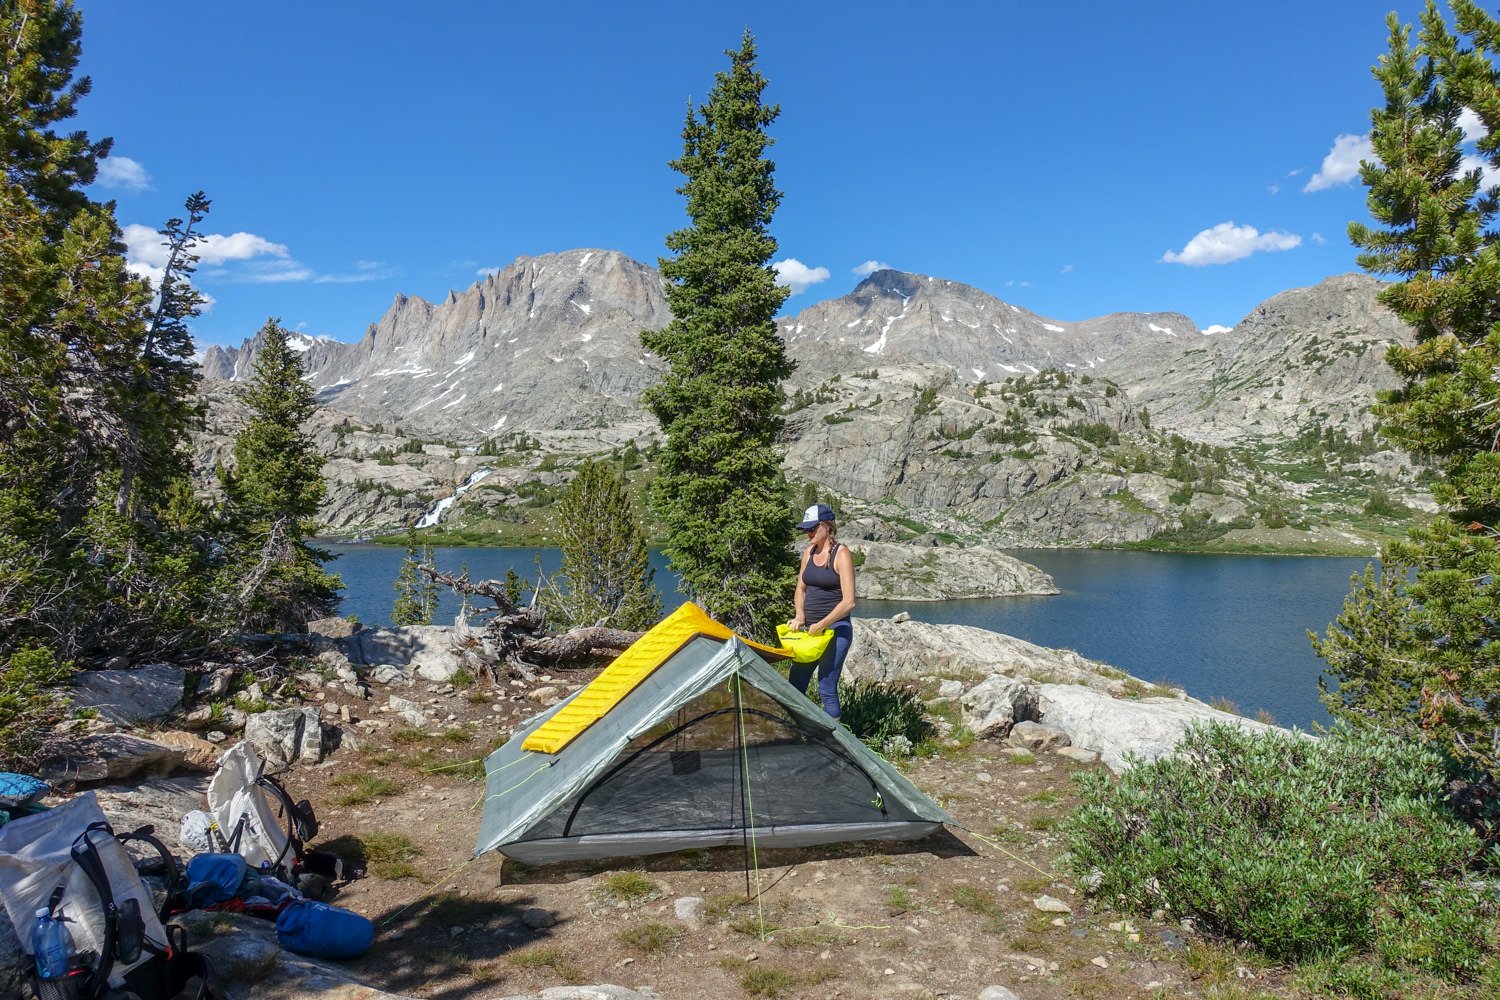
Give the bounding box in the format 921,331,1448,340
96,155,151,191
196,232,289,265
1459,107,1486,143
1060,263,1074,274
1267,183,1281,195
773,258,830,295
1161,222,1302,266
1460,152,1500,190
853,259,891,276
239,261,314,283
1304,133,1373,192
316,261,394,284
123,224,289,271
1287,167,1304,177
1311,232,1327,245
477,266,503,277
1203,324,1232,335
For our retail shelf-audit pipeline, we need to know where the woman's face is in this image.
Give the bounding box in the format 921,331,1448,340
806,522,829,544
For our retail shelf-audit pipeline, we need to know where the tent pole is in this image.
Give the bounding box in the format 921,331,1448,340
733,671,751,898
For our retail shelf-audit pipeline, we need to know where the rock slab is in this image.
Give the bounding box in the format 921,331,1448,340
69,663,186,725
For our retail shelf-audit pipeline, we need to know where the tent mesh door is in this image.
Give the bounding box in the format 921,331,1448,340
515,679,919,844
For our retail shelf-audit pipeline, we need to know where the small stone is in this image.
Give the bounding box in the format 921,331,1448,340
520,907,556,929
1091,956,1109,969
975,772,992,783
206,730,227,743
978,989,1019,1000
884,968,895,975
891,612,910,623
449,926,464,938
619,957,635,966
1050,917,1066,926
674,896,705,926
527,685,560,703
1032,895,1071,914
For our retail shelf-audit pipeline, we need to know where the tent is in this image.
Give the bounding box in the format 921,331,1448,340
475,602,955,865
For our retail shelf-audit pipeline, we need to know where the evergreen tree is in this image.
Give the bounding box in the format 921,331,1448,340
224,320,341,632
1317,0,1500,822
0,0,109,225
640,30,795,638
392,528,439,626
543,460,660,631
0,1,215,663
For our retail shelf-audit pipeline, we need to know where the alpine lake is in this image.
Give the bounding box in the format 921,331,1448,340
325,544,1370,731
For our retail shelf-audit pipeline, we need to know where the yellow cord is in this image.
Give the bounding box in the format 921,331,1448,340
961,827,1060,881
379,851,489,926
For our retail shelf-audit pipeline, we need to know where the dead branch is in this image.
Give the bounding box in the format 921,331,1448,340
420,565,641,679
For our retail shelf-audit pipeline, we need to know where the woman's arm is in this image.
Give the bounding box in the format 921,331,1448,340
789,545,810,630
809,544,857,634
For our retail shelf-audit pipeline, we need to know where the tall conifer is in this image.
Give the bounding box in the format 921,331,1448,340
225,320,341,632
641,30,795,637
1317,0,1500,820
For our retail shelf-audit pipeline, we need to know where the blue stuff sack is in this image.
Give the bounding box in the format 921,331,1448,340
185,852,249,908
275,899,373,959
0,772,49,810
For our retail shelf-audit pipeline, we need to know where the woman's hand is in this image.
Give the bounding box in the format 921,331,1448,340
807,622,825,637
787,617,804,632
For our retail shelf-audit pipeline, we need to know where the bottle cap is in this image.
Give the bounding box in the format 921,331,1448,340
34,908,47,918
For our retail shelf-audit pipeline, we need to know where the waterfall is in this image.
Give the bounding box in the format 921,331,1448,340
416,467,493,528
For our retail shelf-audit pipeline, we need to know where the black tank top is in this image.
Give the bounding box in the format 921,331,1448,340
802,542,846,623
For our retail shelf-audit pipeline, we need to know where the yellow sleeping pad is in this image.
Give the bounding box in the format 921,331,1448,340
522,601,788,755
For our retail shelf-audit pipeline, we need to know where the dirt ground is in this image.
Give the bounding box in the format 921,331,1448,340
279,672,1288,1000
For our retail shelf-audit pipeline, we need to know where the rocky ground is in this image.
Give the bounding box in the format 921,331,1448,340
82,687,1289,1000
7,617,1353,1000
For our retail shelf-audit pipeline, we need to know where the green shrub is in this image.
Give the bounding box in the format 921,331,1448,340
833,679,936,756
0,646,70,768
1066,722,1490,972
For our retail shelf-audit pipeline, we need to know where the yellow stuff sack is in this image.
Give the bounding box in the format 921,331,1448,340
776,624,834,663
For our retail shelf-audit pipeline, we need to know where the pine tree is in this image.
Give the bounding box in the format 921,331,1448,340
640,30,795,638
392,528,439,626
543,460,661,631
225,319,341,632
1317,1,1500,821
1,1,215,662
0,1,109,226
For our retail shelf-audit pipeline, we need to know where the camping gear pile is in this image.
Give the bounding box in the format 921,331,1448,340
0,743,371,1000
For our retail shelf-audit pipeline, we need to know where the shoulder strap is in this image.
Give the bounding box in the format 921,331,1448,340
116,826,184,923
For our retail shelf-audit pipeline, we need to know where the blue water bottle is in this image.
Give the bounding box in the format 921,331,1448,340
30,907,72,980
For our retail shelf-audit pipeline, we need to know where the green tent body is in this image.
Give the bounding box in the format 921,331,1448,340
475,611,954,866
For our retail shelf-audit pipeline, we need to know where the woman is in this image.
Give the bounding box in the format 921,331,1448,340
787,502,856,720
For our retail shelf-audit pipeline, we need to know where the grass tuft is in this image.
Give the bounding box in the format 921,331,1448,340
618,921,680,956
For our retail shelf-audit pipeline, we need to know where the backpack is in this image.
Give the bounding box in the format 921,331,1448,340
0,793,220,1000
204,743,344,896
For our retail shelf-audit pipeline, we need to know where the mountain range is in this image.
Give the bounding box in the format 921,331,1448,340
195,250,1421,550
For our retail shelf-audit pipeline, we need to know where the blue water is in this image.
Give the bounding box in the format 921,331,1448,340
325,544,1373,730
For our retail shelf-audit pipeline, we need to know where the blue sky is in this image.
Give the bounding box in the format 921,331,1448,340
73,1,1446,348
